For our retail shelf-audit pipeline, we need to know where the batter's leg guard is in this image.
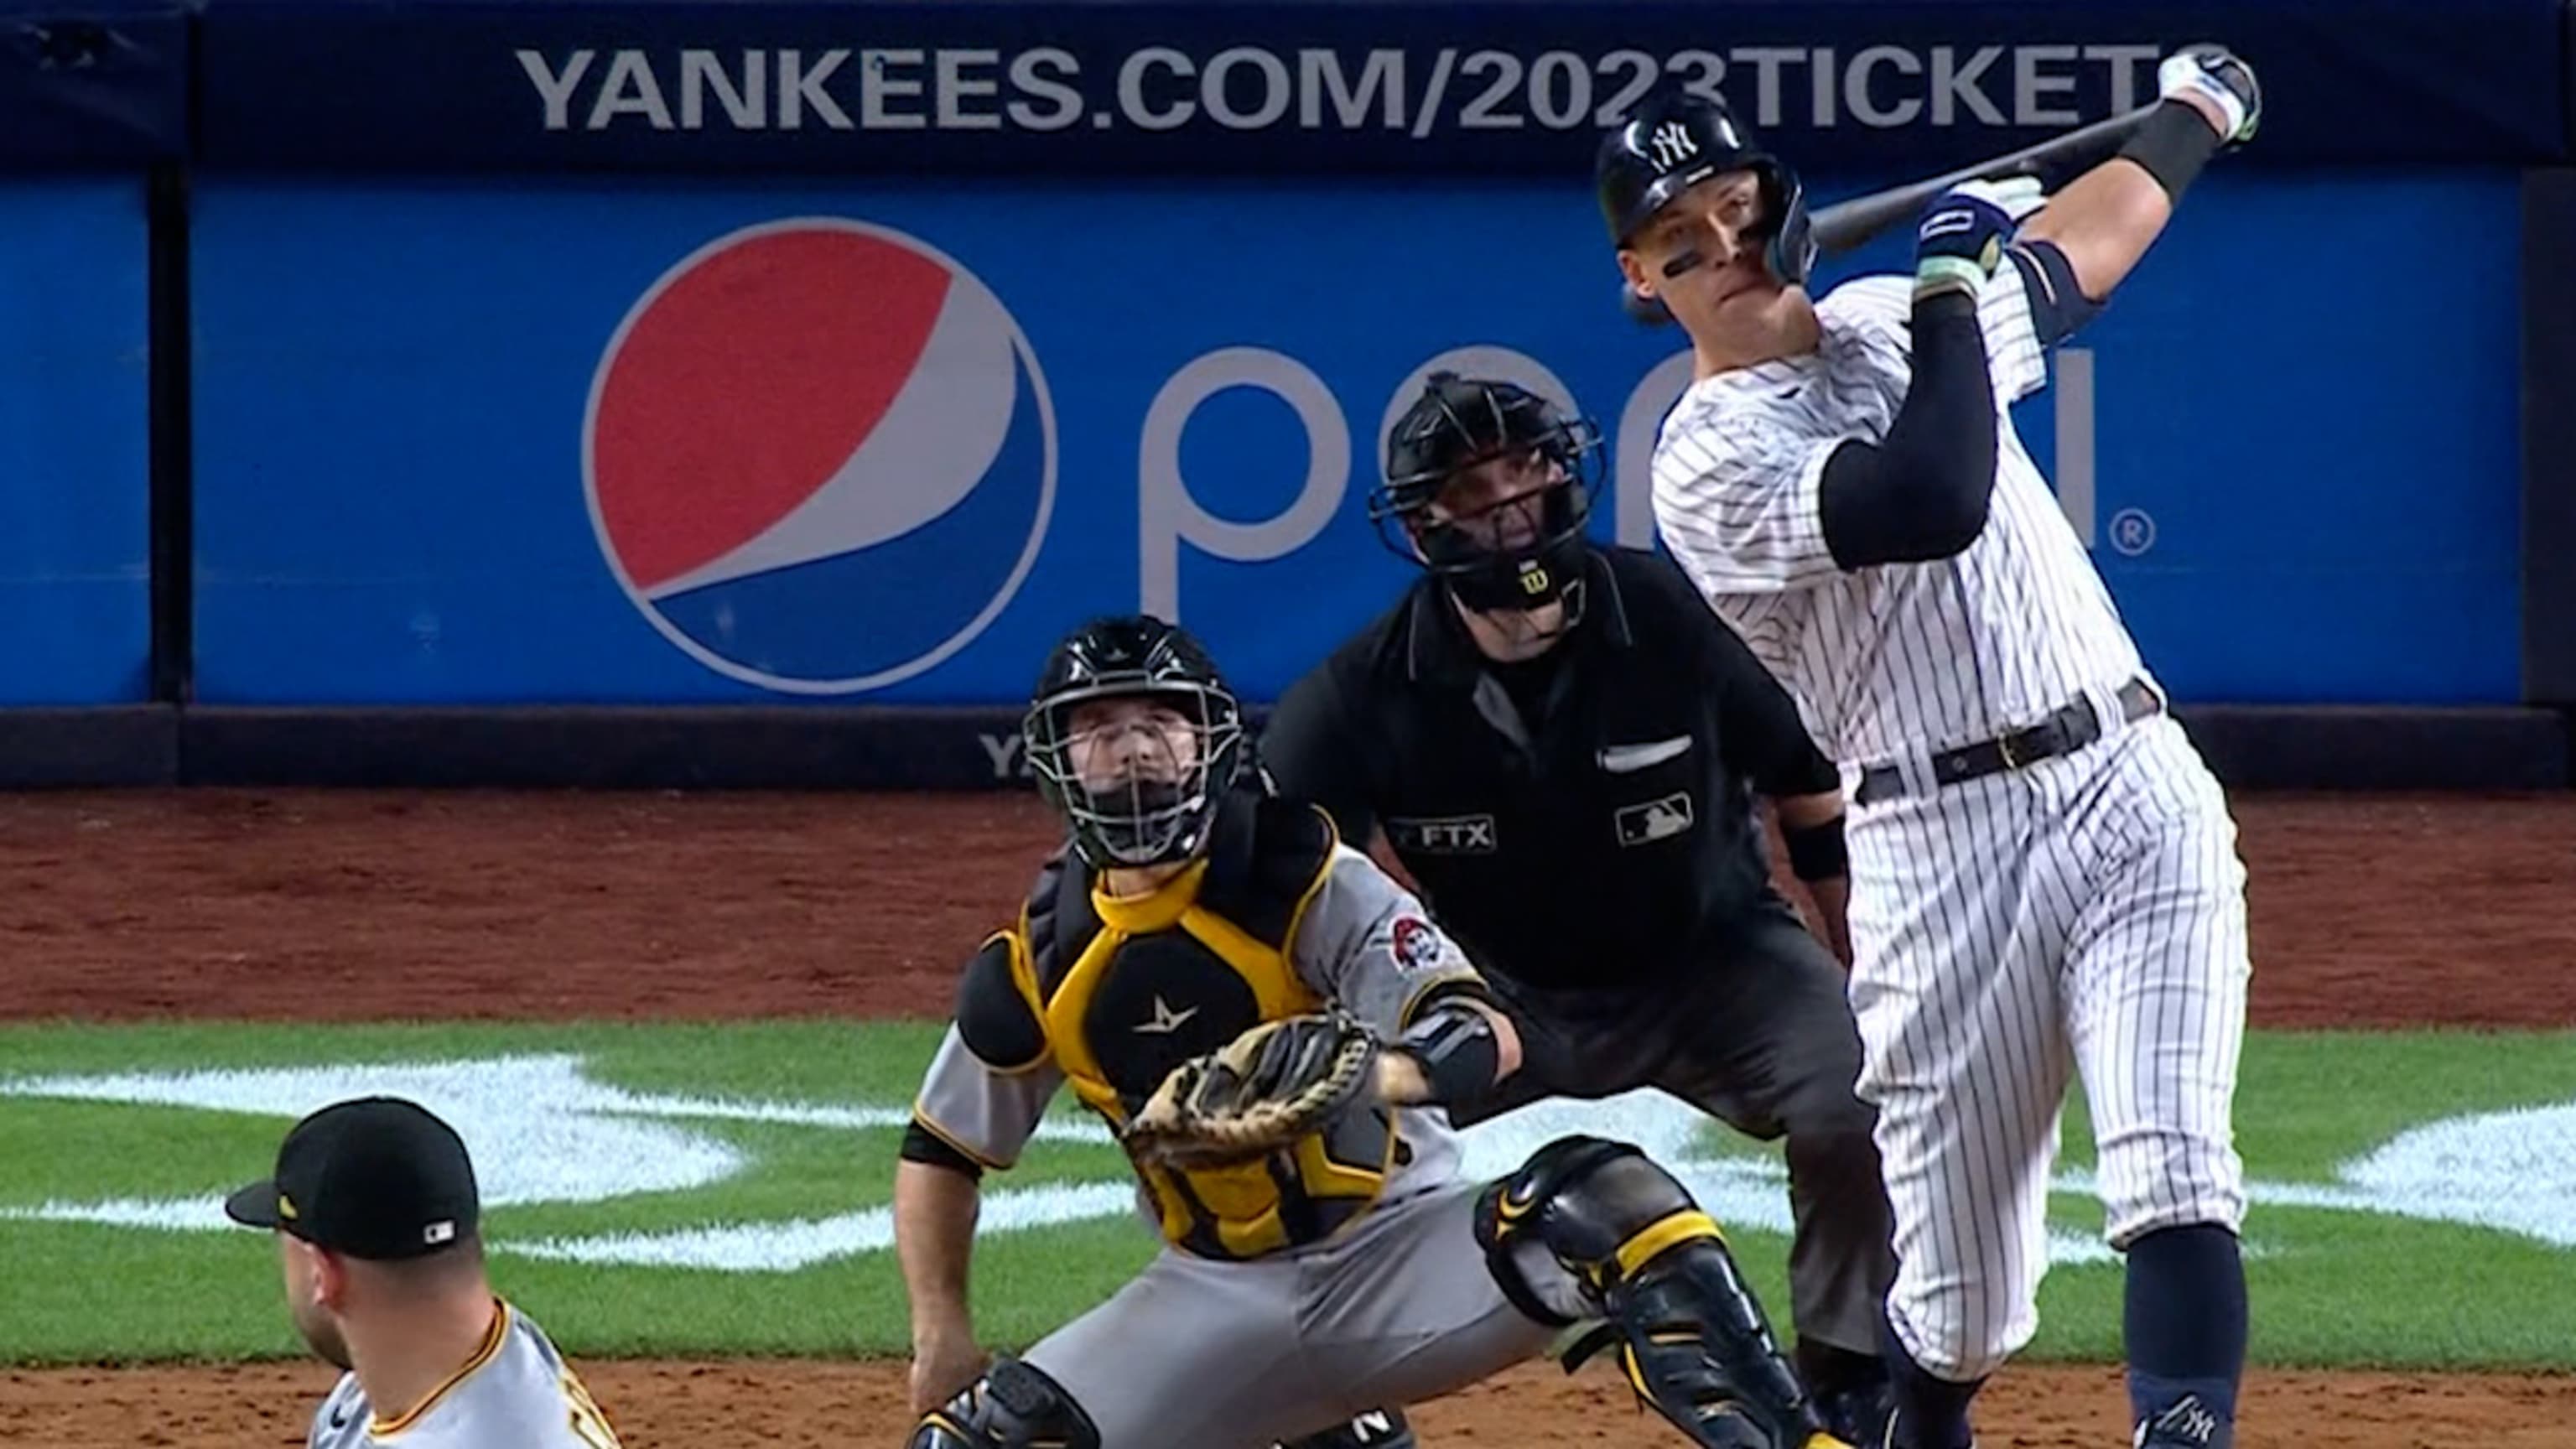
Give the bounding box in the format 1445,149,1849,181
907,1356,1101,1449
1473,1135,1844,1449
1276,1407,1416,1449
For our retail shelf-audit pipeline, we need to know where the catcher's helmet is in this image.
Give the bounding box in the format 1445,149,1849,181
1368,372,1601,613
1595,89,1815,291
1024,615,1245,871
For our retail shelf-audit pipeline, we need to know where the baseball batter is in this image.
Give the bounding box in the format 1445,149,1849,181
896,614,1846,1449
1595,49,2264,1449
225,1096,626,1448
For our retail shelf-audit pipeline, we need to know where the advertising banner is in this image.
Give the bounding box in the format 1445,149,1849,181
193,0,2570,177
186,170,2522,709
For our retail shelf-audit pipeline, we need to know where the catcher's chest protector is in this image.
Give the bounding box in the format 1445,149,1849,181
1006,797,1403,1259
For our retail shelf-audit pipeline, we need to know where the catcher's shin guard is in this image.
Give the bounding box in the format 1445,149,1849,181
1474,1135,1842,1449
908,1357,1101,1449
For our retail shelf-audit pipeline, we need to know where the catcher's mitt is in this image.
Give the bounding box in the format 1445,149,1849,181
1121,1011,1382,1169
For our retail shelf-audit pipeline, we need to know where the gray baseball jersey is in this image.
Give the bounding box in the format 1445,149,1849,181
912,841,1484,1214
307,1300,622,1448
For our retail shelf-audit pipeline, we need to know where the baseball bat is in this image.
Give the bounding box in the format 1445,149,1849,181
1806,101,2162,255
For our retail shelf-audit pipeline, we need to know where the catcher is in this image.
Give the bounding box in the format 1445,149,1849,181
896,613,1849,1449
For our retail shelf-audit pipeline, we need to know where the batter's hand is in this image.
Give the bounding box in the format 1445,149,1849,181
2159,44,2260,148
1913,177,2045,300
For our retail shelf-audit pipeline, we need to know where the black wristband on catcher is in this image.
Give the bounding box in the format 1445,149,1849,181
1781,814,1849,882
2117,100,2225,203
1396,1006,1503,1111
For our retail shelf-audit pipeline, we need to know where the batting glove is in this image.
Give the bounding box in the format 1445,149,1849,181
2160,44,2261,148
1912,176,2044,302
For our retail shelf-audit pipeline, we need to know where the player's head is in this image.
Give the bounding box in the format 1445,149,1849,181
1370,372,1601,619
1025,615,1246,872
226,1097,487,1369
1595,90,1816,336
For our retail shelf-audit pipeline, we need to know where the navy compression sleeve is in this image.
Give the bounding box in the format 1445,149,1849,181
1815,292,1997,569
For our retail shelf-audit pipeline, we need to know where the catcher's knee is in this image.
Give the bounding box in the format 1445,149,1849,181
908,1358,1100,1449
1474,1135,1833,1449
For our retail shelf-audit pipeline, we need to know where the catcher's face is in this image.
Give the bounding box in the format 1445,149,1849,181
1063,698,1201,792
278,1235,354,1370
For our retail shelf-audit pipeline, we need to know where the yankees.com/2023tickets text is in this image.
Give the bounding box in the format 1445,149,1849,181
516,42,2174,139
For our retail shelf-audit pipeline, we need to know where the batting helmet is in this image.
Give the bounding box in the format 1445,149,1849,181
1023,615,1245,871
1368,372,1602,613
1595,90,1816,309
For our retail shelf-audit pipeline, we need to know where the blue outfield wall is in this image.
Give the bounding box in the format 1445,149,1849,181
0,0,185,711
189,170,2524,709
0,0,2565,784
0,179,153,705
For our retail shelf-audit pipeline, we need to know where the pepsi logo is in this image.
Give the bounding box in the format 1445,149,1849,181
584,219,1057,693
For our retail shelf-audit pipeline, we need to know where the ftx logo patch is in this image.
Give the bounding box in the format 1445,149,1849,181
1385,815,1498,854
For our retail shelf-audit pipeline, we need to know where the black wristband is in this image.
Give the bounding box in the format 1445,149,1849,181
1782,814,1849,882
2116,100,2225,203
1396,1007,1504,1111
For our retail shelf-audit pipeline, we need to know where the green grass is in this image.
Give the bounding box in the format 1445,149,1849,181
2,1021,2571,1369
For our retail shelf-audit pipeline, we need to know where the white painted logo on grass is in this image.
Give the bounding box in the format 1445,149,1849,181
6,1055,2575,1272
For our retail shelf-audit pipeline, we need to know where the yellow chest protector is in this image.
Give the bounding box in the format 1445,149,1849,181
984,796,1403,1259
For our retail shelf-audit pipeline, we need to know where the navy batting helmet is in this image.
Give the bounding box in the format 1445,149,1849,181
1595,90,1815,300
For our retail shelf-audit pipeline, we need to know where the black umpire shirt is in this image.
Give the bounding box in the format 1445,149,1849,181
1261,545,1839,993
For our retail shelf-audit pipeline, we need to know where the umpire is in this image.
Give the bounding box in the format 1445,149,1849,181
1261,371,1898,1441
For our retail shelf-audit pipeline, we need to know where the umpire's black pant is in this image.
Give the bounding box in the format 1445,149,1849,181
1448,891,1898,1362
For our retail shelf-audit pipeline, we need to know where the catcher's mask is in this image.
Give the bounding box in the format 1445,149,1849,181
1368,372,1602,615
1024,615,1245,872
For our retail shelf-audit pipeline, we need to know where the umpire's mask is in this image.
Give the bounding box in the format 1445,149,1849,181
1368,373,1602,615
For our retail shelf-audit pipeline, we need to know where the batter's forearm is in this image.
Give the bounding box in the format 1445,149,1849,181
894,1160,981,1336
2014,159,2174,303
2018,83,2238,301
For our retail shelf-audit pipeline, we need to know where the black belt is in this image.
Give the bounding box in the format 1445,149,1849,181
1855,678,2163,807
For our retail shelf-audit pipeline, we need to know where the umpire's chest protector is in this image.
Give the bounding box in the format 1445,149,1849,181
963,797,1404,1259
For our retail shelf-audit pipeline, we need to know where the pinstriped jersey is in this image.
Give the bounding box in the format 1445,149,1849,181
307,1301,621,1448
1648,268,2149,767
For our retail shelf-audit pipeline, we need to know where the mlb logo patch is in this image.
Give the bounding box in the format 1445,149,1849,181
1614,792,1694,847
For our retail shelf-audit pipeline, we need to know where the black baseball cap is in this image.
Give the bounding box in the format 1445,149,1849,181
224,1097,480,1260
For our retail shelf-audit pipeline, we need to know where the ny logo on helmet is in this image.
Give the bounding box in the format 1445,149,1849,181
1648,120,1700,169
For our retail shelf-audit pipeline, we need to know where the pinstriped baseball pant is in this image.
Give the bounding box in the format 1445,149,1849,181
1842,714,2251,1382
